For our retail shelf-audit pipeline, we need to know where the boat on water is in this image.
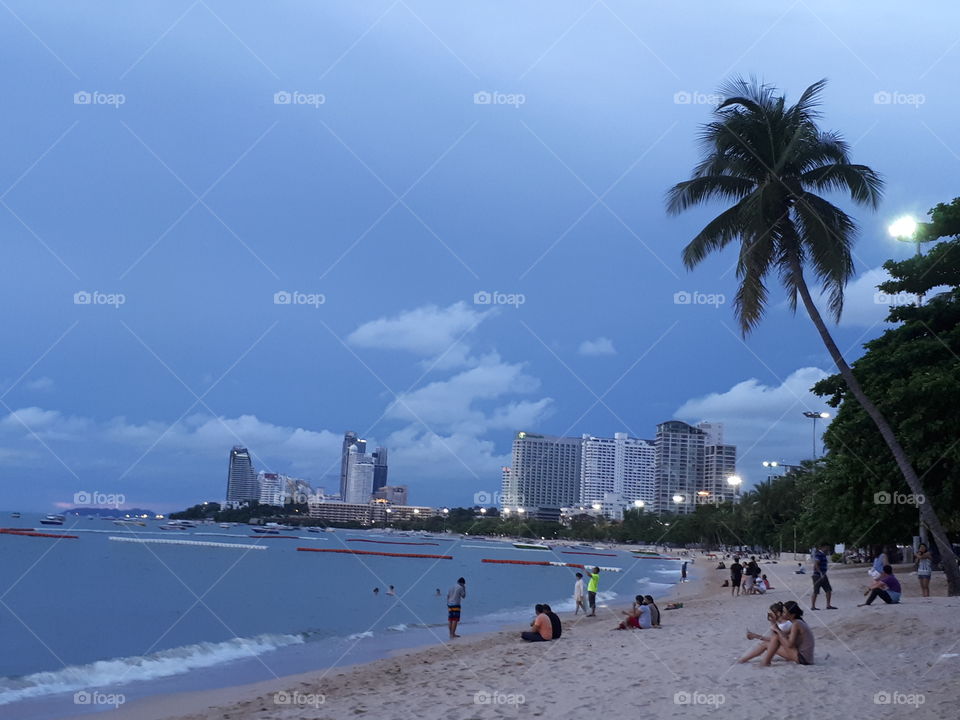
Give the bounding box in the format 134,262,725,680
113,519,147,527
10,512,20,519
513,542,551,550
306,527,321,533
251,527,280,535
40,515,65,526
219,523,232,529
158,523,188,530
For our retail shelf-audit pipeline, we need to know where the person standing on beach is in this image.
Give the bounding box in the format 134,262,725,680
681,561,688,582
810,543,837,610
915,543,932,597
586,567,600,616
447,577,466,639
574,572,587,615
730,557,743,597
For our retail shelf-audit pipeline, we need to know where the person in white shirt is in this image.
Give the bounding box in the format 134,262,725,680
573,572,586,615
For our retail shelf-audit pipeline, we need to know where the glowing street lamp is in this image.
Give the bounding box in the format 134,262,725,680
672,494,684,504
516,508,525,515
633,499,645,508
803,411,831,459
479,507,487,515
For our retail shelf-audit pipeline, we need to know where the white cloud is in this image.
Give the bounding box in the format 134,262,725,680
347,302,490,367
578,337,616,356
675,367,832,486
24,376,55,392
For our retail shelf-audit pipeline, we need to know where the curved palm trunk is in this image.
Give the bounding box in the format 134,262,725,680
792,260,960,596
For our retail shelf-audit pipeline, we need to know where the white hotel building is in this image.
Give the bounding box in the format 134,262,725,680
579,433,656,518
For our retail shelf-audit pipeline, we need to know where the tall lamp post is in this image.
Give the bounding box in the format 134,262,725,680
803,411,831,459
726,475,742,503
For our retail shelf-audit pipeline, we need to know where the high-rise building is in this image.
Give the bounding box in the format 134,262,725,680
697,421,724,446
506,431,582,512
225,446,258,507
343,446,374,504
703,443,738,504
258,472,283,506
580,433,656,512
654,421,706,515
339,431,366,499
372,447,388,493
500,466,516,508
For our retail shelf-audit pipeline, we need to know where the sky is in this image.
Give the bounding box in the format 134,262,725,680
1,1,958,512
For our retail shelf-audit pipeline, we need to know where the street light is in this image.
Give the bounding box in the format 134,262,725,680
726,475,742,503
888,215,920,256
672,494,684,504
633,499,644,508
803,411,831,459
479,507,487,515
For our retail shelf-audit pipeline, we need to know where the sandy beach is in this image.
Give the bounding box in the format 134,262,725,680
97,556,960,720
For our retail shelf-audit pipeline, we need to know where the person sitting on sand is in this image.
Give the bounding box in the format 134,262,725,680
521,604,552,642
795,563,805,574
859,565,902,606
761,574,773,590
739,601,814,666
716,561,726,570
643,595,661,627
542,603,562,639
743,602,790,647
616,595,651,630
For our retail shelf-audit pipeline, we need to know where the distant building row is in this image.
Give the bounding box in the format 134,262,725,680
499,421,737,519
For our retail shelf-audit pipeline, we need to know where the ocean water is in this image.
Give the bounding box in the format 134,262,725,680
0,513,685,719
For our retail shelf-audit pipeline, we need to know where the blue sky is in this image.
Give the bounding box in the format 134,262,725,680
1,1,958,512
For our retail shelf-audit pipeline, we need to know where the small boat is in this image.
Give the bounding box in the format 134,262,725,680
113,519,147,527
513,542,551,550
251,527,280,535
159,524,188,530
10,512,20,519
219,523,232,529
306,528,321,533
40,515,65,526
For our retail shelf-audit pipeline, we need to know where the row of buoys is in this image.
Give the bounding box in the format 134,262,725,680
297,547,452,559
481,558,622,573
0,528,78,539
347,539,441,547
109,537,266,550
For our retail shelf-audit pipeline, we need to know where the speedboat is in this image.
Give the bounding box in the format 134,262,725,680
251,527,280,534
513,542,551,550
40,514,65,525
158,523,188,530
219,523,232,529
10,512,20,519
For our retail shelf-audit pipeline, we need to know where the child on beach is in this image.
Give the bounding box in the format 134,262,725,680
574,572,587,615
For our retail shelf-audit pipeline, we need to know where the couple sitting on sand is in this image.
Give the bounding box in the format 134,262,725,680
521,604,562,642
739,601,814,666
615,595,661,630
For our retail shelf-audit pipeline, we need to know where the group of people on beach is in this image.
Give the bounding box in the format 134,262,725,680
724,556,772,596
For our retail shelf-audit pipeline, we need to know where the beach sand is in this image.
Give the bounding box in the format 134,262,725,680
100,558,960,720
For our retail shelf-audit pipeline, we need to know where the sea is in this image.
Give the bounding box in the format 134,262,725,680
0,513,687,719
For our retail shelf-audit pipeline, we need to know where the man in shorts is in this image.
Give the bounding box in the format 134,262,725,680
730,557,743,596
810,543,837,610
447,577,466,638
586,567,600,617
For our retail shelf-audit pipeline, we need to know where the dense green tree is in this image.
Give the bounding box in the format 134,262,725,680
667,78,959,593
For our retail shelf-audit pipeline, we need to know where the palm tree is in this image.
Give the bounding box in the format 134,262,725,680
667,77,959,595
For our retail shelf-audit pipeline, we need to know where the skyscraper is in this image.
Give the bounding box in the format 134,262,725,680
580,433,656,509
654,421,706,515
225,446,258,507
372,447,388,493
697,422,737,504
343,445,374,504
506,431,582,512
339,431,366,499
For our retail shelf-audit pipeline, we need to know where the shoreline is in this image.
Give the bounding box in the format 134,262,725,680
79,558,960,720
72,559,708,720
